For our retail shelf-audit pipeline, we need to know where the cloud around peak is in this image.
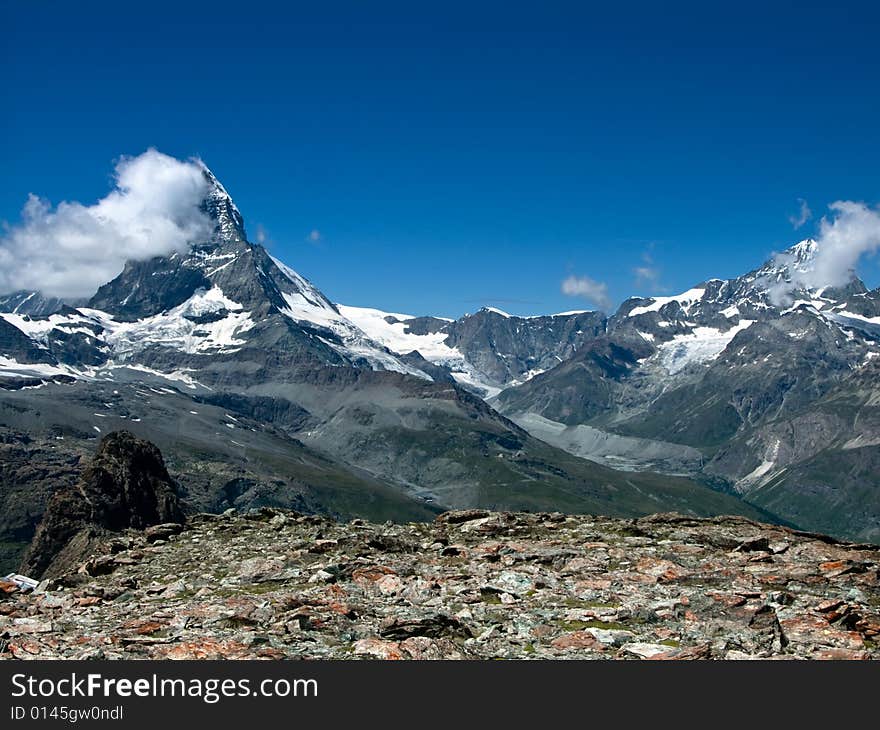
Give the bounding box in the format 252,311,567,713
809,200,880,288
0,149,212,299
767,199,880,303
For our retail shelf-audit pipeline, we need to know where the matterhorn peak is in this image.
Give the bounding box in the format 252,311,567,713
196,161,247,243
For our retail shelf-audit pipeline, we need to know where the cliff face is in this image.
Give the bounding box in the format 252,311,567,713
19,431,183,579
2,508,877,660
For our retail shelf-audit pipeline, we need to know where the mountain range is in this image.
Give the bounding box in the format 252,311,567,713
2,164,878,568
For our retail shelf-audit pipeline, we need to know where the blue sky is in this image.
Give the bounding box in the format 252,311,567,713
2,1,879,317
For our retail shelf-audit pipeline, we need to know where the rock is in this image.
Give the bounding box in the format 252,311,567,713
0,509,877,660
736,537,772,553
353,638,404,660
550,631,602,651
144,523,185,543
19,432,184,579
379,614,472,640
814,598,845,614
620,642,672,659
780,615,865,651
0,579,18,596
648,643,712,660
435,510,490,525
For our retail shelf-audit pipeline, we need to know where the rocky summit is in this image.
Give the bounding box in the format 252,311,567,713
1,508,877,660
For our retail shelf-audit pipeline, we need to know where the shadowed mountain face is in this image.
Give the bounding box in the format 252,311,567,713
441,308,607,388
0,318,55,365
0,166,778,571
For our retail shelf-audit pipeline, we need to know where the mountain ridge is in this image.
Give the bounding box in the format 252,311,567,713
0,165,783,571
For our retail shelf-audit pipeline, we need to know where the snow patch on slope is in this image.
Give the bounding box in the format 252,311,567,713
0,357,86,380
738,439,783,489
824,310,880,339
268,259,432,379
338,304,506,397
79,287,256,356
0,311,98,343
338,305,458,361
628,288,706,317
656,320,755,374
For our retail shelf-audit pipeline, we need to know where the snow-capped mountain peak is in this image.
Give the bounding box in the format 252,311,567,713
197,162,247,243
754,238,819,285
787,238,819,267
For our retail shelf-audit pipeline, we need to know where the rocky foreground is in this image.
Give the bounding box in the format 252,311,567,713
1,508,878,660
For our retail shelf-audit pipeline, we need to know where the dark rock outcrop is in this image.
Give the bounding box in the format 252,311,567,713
0,318,55,365
19,431,184,579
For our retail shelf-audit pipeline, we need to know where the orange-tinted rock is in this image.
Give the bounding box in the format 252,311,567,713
811,648,869,660
780,615,864,650
353,638,404,660
647,643,712,660
551,631,601,650
163,639,251,660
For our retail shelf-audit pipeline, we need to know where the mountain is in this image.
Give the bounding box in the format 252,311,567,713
339,304,606,397
0,291,77,317
493,240,880,541
704,357,880,541
0,165,773,568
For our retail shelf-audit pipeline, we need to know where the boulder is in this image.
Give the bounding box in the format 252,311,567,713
19,431,184,578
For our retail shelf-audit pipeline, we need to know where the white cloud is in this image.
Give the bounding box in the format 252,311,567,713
0,149,212,299
561,274,612,311
255,224,268,245
632,247,662,290
634,266,660,287
789,198,812,229
767,199,880,303
809,201,880,287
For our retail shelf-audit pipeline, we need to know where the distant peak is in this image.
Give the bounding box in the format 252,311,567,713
196,161,247,243
480,306,511,318
786,238,819,266
754,238,819,284
551,309,595,317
